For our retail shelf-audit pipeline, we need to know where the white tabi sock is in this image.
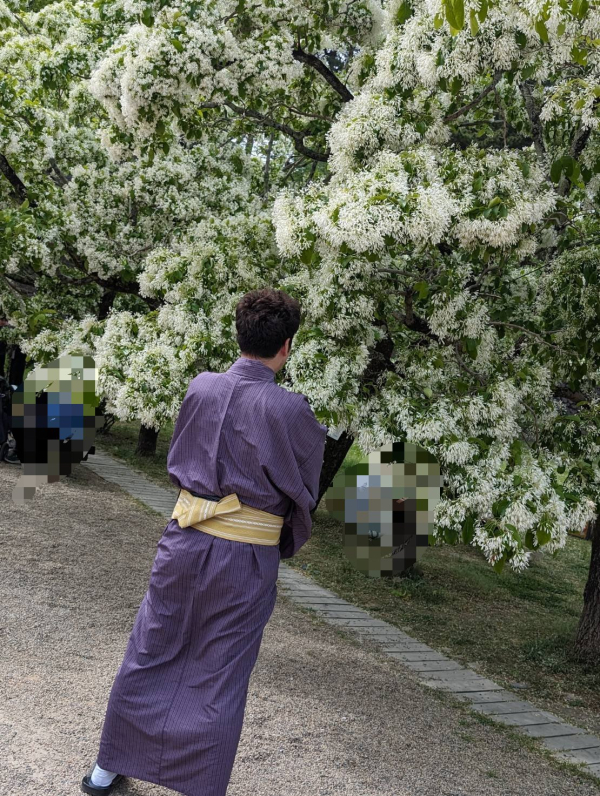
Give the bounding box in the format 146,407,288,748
90,762,118,787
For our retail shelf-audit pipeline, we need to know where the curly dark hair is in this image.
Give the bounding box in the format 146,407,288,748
235,288,301,359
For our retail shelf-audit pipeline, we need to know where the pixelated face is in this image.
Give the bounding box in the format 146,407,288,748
10,353,104,504
325,441,443,578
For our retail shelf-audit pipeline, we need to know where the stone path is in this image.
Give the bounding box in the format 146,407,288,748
83,449,600,783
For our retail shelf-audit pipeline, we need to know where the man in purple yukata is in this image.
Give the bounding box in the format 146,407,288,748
82,288,328,796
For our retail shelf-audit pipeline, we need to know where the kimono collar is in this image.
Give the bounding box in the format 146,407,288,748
228,356,276,381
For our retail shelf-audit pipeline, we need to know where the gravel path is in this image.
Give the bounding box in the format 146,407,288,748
1,462,597,796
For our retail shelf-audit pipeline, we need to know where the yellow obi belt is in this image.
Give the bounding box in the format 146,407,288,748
172,489,283,546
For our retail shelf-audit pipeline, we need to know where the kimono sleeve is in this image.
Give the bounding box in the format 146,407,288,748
278,395,328,559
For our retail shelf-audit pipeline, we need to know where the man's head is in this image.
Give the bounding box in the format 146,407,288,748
235,288,301,372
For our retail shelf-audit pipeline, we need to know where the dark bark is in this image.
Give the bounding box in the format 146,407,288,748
8,345,27,386
95,397,117,436
200,101,330,162
291,47,354,103
0,153,33,205
97,289,116,321
519,81,545,159
314,431,355,510
135,423,159,457
575,517,600,660
0,340,6,377
444,70,503,122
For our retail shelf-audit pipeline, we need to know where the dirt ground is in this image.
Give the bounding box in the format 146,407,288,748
0,461,598,796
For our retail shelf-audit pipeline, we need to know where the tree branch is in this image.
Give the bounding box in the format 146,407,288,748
218,101,330,161
519,81,545,158
489,321,575,353
263,131,274,197
0,153,33,205
292,47,354,103
281,104,336,123
378,267,421,281
444,71,503,123
47,158,70,187
523,401,540,446
454,342,486,384
557,97,600,197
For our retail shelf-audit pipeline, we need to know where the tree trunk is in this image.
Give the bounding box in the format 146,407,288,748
8,344,27,386
0,340,6,377
575,517,600,660
135,423,159,457
313,431,355,511
97,289,116,321
95,397,117,436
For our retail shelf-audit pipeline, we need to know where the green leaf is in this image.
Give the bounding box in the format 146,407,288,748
492,557,506,574
520,64,536,79
156,119,165,137
518,160,530,178
300,246,314,265
537,526,552,546
462,515,476,545
170,38,184,53
423,386,433,398
492,498,509,518
141,8,154,26
510,439,523,465
535,20,549,43
433,12,444,28
415,280,429,300
515,30,527,49
469,9,479,34
525,529,535,549
550,158,564,183
445,527,460,544
395,1,414,24
445,0,465,32
478,0,488,22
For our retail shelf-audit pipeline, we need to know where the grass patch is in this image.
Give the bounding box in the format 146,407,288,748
95,419,175,488
94,423,600,736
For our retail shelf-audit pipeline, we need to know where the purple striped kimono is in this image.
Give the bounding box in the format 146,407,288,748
96,356,328,796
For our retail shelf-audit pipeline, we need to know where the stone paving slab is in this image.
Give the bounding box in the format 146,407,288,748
557,748,600,766
287,598,349,605
422,677,505,693
473,700,541,715
382,642,439,653
544,734,600,752
352,627,412,638
417,667,484,681
522,723,583,739
588,764,600,775
84,449,600,785
321,617,394,627
492,711,560,727
402,660,465,672
455,689,520,703
388,650,450,661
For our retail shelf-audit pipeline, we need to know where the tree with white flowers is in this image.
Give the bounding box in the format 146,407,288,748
1,0,599,654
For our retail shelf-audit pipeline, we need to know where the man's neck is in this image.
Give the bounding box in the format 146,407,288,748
240,353,278,373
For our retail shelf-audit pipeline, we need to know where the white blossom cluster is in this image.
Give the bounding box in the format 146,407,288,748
1,0,598,574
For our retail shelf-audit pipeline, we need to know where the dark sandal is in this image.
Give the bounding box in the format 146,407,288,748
81,773,124,795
